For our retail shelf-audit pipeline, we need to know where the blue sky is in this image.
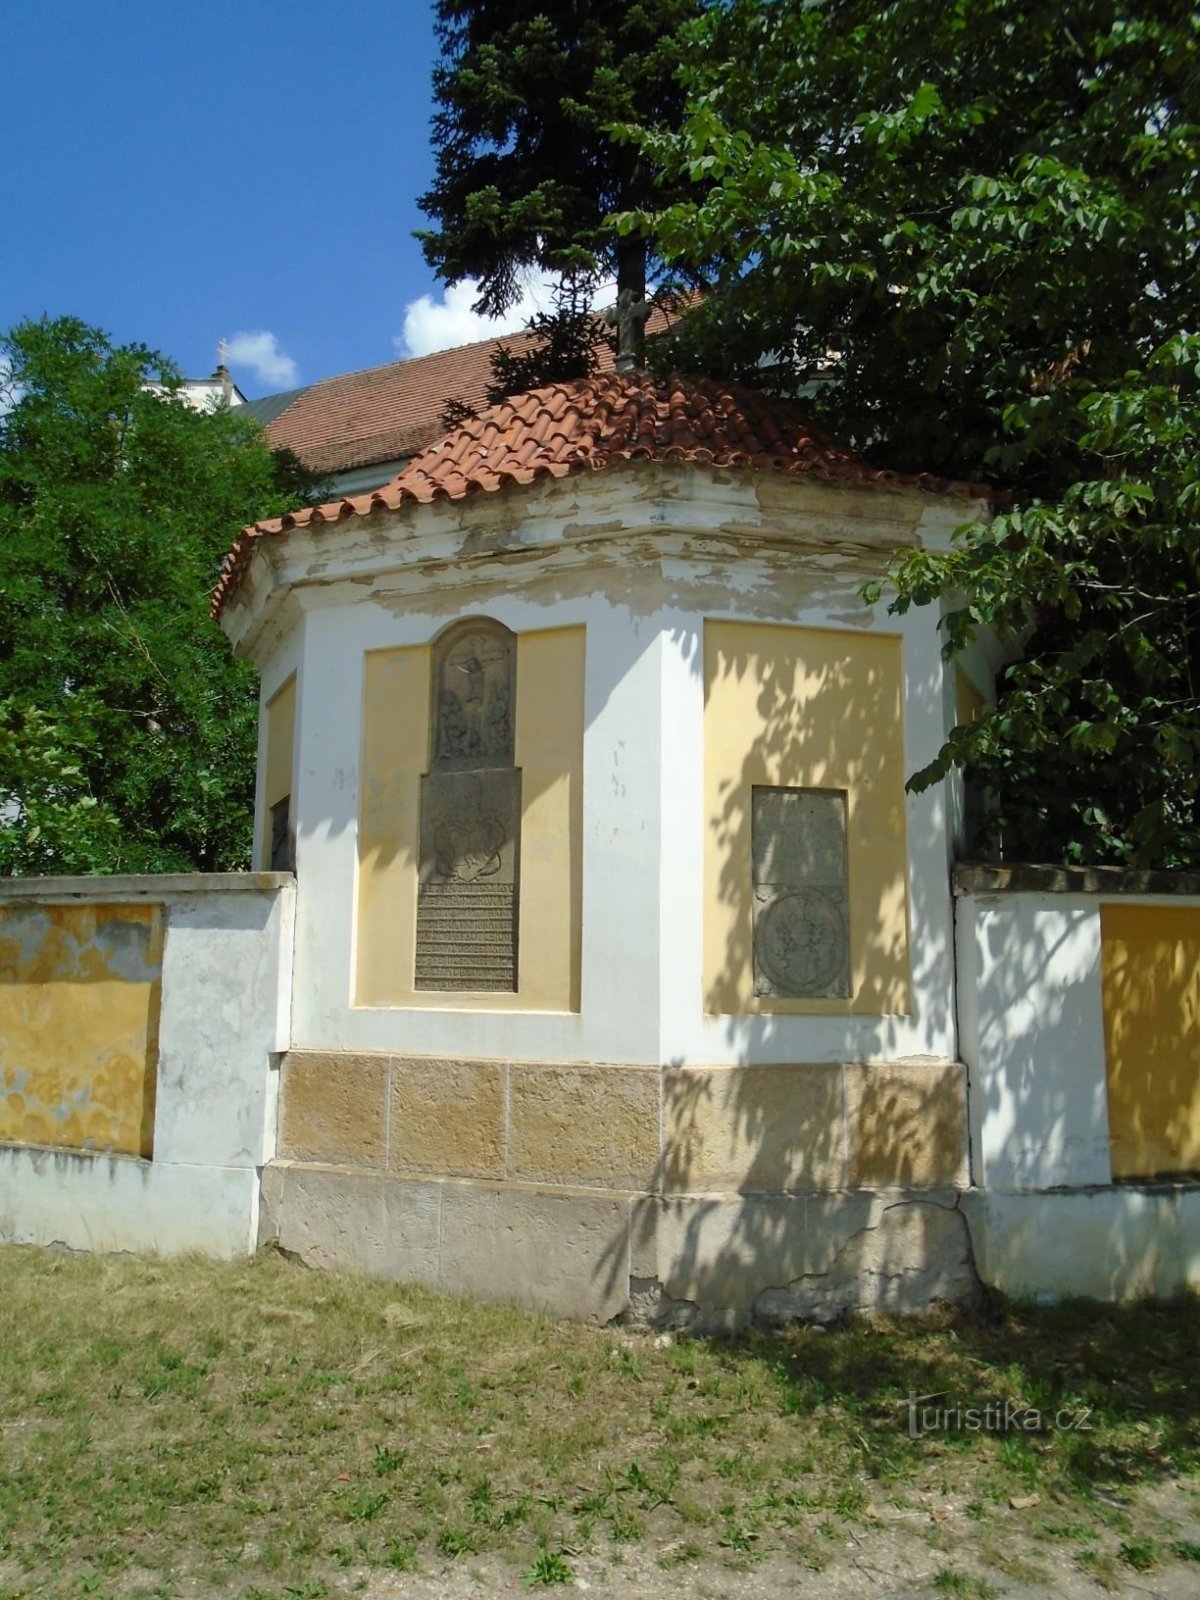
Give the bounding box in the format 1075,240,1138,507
1,1,551,395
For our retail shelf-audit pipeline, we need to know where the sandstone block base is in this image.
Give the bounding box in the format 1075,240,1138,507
266,1052,973,1326
277,1052,969,1193
259,1162,978,1328
260,1163,632,1322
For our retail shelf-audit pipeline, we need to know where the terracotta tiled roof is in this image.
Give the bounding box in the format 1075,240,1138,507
214,372,986,617
259,306,681,476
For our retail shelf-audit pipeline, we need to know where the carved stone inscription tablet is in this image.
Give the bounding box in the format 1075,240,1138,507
752,787,850,999
416,618,521,993
416,769,521,991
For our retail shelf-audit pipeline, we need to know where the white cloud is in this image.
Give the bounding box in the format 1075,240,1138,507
223,331,299,390
0,357,20,418
397,273,566,358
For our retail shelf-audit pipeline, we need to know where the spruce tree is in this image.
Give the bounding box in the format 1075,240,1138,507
417,0,705,385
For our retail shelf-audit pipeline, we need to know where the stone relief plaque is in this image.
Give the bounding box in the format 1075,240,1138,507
416,618,521,992
431,621,515,769
416,770,521,991
752,787,850,999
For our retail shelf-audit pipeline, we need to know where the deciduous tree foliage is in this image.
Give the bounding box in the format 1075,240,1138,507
624,0,1200,867
418,0,706,389
0,317,322,874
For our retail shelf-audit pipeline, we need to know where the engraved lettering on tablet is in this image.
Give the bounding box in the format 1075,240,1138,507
415,769,520,991
752,787,850,999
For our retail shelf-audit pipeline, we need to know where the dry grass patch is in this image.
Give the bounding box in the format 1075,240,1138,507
0,1247,1197,1597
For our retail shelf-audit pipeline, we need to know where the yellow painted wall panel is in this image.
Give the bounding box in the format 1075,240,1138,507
703,621,910,1015
356,626,584,1012
261,674,296,865
513,627,585,1012
357,644,429,1007
0,904,163,1157
1101,903,1200,1179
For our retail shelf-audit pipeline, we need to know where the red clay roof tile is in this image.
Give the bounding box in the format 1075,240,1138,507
214,372,987,618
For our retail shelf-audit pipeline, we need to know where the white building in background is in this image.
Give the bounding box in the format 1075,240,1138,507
178,353,246,412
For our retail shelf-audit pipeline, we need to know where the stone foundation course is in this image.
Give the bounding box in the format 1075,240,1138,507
265,1051,974,1326
277,1051,969,1193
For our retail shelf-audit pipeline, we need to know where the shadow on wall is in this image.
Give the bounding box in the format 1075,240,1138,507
973,903,1107,1190
593,617,971,1322
959,890,1200,1301
703,624,912,1019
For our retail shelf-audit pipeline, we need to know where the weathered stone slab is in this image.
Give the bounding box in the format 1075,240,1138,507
751,786,850,998
662,1063,847,1192
628,1193,661,1281
260,1162,392,1273
508,1063,660,1189
755,1196,978,1324
416,769,520,992
259,1159,987,1329
431,619,516,769
436,1180,632,1322
655,1189,976,1325
388,1058,505,1179
655,1192,821,1311
846,1061,968,1186
277,1052,389,1167
261,1162,442,1284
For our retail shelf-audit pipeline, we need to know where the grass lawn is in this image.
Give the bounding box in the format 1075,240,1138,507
0,1246,1198,1597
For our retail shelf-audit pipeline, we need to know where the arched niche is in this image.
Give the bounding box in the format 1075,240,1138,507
429,618,516,769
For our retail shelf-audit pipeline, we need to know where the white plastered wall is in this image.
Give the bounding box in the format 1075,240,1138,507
262,481,969,1066
963,1185,1200,1301
654,595,960,1065
956,892,1113,1190
286,587,668,1063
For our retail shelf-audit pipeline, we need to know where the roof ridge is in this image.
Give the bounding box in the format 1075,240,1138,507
298,325,546,393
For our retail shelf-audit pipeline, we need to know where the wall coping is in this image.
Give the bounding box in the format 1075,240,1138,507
954,862,1200,899
0,871,294,905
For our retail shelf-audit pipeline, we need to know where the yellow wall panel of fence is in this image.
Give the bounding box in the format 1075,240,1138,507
1101,903,1200,1180
0,903,163,1158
